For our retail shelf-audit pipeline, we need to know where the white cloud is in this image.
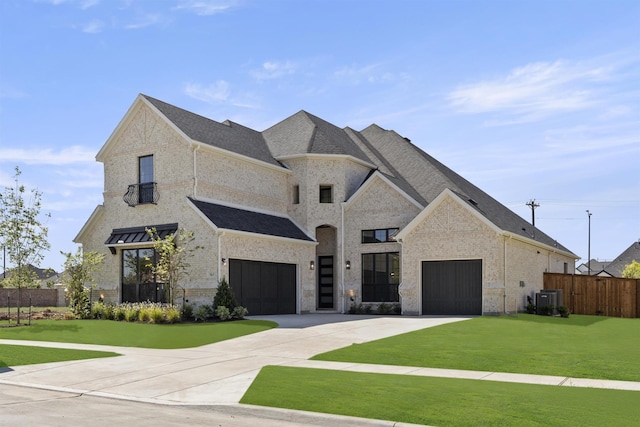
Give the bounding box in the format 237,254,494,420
250,60,298,80
185,81,231,103
0,146,96,165
173,1,234,16
80,19,104,33
125,14,164,30
447,59,616,122
334,63,401,85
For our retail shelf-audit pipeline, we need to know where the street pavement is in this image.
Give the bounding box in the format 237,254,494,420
1,314,639,426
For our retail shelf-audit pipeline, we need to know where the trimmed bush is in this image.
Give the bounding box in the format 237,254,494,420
214,277,237,310
232,306,248,319
216,305,232,321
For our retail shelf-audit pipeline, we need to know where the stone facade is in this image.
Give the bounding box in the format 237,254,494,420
76,95,577,315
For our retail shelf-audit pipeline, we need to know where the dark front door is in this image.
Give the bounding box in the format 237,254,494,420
318,256,334,309
229,259,296,315
422,259,482,315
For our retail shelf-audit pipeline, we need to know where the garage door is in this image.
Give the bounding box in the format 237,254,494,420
422,259,482,315
229,259,297,315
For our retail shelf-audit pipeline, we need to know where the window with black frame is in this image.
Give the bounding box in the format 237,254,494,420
121,248,165,303
138,155,155,204
361,228,399,243
361,252,399,302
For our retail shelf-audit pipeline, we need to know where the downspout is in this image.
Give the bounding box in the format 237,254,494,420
504,235,508,314
192,143,200,198
398,238,404,315
218,231,225,283
340,202,346,314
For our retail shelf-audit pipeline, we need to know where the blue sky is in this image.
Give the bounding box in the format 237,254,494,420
0,0,638,272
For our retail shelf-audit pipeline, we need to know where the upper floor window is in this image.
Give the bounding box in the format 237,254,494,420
293,185,300,204
361,228,399,244
138,155,154,204
319,185,333,203
139,155,154,183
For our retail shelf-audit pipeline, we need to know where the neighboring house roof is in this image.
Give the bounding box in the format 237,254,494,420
577,259,611,275
602,241,640,277
1,264,58,280
188,198,314,242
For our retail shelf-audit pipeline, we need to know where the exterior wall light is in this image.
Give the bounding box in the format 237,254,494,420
222,258,227,266
309,260,315,270
347,289,355,301
345,260,351,270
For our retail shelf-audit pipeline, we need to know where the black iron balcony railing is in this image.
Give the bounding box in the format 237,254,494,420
123,182,159,207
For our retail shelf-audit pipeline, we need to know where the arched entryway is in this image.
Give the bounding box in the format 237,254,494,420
315,225,337,310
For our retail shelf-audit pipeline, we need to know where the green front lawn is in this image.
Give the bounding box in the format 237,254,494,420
242,366,640,427
313,314,640,381
0,319,276,349
0,344,119,368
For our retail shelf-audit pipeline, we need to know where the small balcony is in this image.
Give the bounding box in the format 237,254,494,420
123,182,159,207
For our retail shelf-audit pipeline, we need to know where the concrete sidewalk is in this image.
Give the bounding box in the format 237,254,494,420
1,314,639,410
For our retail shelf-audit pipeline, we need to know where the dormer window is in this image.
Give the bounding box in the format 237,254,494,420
319,185,333,203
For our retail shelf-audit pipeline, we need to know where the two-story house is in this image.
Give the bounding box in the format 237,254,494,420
75,94,577,315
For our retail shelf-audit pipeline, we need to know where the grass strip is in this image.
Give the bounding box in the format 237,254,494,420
313,314,640,381
0,344,119,368
0,319,276,349
242,366,640,427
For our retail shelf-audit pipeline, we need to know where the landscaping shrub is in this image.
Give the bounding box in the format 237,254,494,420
114,304,127,321
165,306,181,324
214,277,237,310
194,304,213,322
148,305,165,324
124,304,139,322
557,306,570,318
232,306,248,319
91,301,106,319
138,305,151,322
181,303,194,320
216,305,232,321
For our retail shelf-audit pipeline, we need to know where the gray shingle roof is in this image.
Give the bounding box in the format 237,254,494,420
189,198,313,242
603,241,640,277
263,110,373,163
140,95,574,255
142,95,281,167
357,125,574,254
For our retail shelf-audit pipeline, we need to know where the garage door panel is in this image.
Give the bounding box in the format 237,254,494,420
260,263,279,315
278,264,297,314
422,259,482,315
229,259,297,315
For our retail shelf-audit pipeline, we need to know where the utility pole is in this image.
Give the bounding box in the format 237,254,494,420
526,199,540,227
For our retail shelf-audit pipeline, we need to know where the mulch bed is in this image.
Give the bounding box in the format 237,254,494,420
0,308,68,323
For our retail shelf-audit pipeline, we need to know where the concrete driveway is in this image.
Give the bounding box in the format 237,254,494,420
0,315,470,405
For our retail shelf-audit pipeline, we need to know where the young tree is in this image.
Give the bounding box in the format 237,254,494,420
146,227,200,305
0,166,51,324
61,248,105,319
621,260,640,279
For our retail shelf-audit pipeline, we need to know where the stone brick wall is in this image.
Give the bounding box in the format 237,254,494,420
0,287,65,307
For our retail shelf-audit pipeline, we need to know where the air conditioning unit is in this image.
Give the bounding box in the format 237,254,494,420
536,289,563,315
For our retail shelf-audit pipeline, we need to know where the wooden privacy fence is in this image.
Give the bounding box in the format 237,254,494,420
544,273,640,318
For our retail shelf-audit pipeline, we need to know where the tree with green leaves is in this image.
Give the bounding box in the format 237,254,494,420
0,166,51,324
61,248,105,319
146,227,201,305
621,260,640,279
